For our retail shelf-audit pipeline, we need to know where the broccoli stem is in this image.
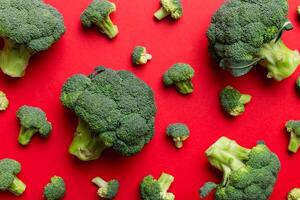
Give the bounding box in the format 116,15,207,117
8,177,26,196
92,177,107,188
0,39,32,78
154,7,170,20
18,127,37,146
96,19,119,39
288,132,300,153
158,173,174,196
240,94,251,104
140,53,152,64
258,39,300,81
173,136,188,149
175,81,193,94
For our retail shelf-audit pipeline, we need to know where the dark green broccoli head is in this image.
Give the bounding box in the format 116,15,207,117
220,86,251,117
132,46,152,65
200,137,281,200
285,120,300,153
0,91,9,111
288,188,300,200
92,177,119,199
207,0,300,81
61,66,157,161
166,123,189,148
16,105,52,146
0,158,26,196
44,176,66,200
81,0,118,39
0,0,65,78
154,0,183,20
163,63,194,95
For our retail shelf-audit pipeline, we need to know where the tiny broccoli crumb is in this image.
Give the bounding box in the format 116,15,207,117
166,123,190,148
132,46,152,65
0,91,9,111
92,177,119,199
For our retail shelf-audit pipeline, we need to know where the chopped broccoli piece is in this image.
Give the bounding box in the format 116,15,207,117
0,91,9,111
220,86,251,117
44,176,66,200
285,120,300,153
0,0,65,78
166,123,189,148
200,137,281,200
163,63,194,95
140,172,175,200
16,106,52,146
92,177,119,199
288,188,300,200
154,0,183,20
0,158,26,196
81,0,118,39
132,46,152,65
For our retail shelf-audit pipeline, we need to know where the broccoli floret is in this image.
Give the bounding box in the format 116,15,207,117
200,137,281,200
288,188,300,200
132,46,152,65
44,176,66,200
154,0,183,21
0,91,9,111
140,173,175,200
16,105,52,146
60,66,157,161
166,123,189,149
81,0,118,39
285,120,300,153
0,158,26,196
163,63,194,95
92,177,119,199
207,0,300,81
220,86,251,117
0,0,65,78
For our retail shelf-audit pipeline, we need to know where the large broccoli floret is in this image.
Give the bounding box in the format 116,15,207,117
288,188,300,200
154,0,183,21
43,176,66,200
0,91,9,111
0,0,65,78
0,158,26,196
207,0,300,81
166,123,190,149
60,66,157,161
92,177,119,199
199,137,281,200
16,105,52,146
81,0,118,39
285,120,300,153
140,172,175,200
132,46,152,66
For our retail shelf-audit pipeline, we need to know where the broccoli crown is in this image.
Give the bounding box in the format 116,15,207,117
92,177,119,199
166,123,190,149
0,91,9,111
132,46,152,65
288,188,300,200
285,120,300,153
44,176,66,200
61,66,156,161
154,0,183,20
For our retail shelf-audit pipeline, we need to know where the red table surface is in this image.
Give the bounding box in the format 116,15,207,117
0,0,300,199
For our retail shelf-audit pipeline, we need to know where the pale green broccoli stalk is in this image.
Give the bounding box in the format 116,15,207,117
17,106,52,146
140,173,175,200
44,176,66,200
200,137,281,200
154,0,183,20
166,123,189,148
220,86,251,117
285,120,300,153
0,91,9,111
132,46,152,65
81,0,119,39
0,0,65,78
288,188,300,200
296,77,300,92
92,177,119,199
0,158,26,196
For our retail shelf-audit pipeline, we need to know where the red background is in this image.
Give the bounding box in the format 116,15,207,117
0,0,300,199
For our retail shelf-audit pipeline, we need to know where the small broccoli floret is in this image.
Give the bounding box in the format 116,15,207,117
132,46,152,65
81,0,118,39
92,177,119,199
140,172,175,200
166,123,189,149
163,63,194,95
285,120,300,153
220,86,251,117
44,176,66,200
288,188,300,200
16,106,52,146
154,0,183,20
0,91,9,111
0,158,26,196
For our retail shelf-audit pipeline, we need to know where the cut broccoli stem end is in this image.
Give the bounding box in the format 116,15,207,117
138,53,152,65
8,177,26,196
92,177,108,188
173,136,189,149
240,94,251,104
154,7,170,20
97,18,119,39
288,132,300,153
175,81,194,94
18,127,37,146
158,173,174,195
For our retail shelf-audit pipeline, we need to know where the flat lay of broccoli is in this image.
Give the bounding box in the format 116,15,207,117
207,0,300,81
154,0,183,21
220,86,251,117
43,176,66,200
200,137,281,200
0,158,26,196
163,63,194,95
0,0,65,78
140,172,175,200
288,188,300,200
132,46,152,66
285,120,300,153
166,123,189,149
0,91,9,111
16,105,52,146
61,66,157,161
81,0,118,39
92,177,119,199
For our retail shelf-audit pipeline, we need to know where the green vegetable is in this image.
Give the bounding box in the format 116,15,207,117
163,63,194,95
92,177,119,199
285,120,300,153
0,0,65,78
0,158,26,196
220,86,251,117
81,0,118,39
44,176,66,200
17,105,52,146
166,123,189,148
288,188,300,200
140,172,175,200
298,6,300,18
0,91,9,111
61,66,157,161
132,46,152,65
207,0,300,81
154,0,183,21
296,77,300,92
200,137,281,200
